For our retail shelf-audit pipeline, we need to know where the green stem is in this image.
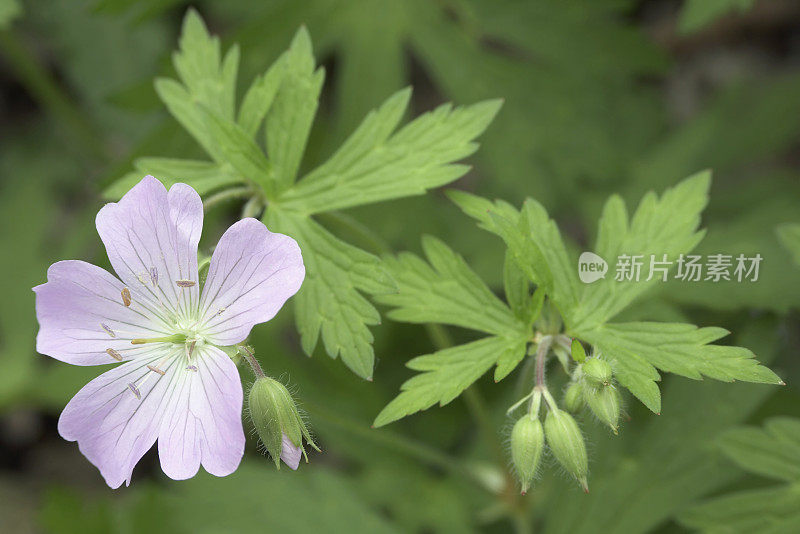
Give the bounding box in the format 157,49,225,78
240,346,265,378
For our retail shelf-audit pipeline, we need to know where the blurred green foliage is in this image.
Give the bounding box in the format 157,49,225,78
1,1,799,533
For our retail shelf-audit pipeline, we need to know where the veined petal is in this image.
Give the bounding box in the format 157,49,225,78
158,345,244,480
197,218,304,346
58,346,183,488
280,433,302,470
34,260,170,365
96,176,203,322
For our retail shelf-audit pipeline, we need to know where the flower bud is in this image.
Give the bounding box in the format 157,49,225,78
563,382,585,413
510,415,544,494
248,377,319,469
544,409,588,492
582,357,612,387
585,384,621,434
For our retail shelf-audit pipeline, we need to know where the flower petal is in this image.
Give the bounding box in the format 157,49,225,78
57,347,183,488
280,433,303,470
95,176,203,322
158,346,244,480
197,218,304,345
34,260,171,365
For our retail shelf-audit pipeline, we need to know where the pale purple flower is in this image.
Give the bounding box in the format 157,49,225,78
34,176,305,488
280,433,303,470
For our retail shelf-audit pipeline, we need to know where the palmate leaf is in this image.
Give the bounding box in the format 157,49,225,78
265,208,395,379
105,10,501,379
450,172,780,414
103,9,249,198
579,322,782,414
541,320,782,534
569,171,709,332
377,236,522,337
448,190,578,317
374,238,529,426
279,91,502,214
373,336,527,428
679,418,800,534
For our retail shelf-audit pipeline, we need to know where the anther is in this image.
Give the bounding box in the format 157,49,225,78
147,364,166,376
176,279,196,288
101,323,116,338
127,382,141,400
150,267,159,286
186,365,198,372
121,287,132,307
106,348,123,361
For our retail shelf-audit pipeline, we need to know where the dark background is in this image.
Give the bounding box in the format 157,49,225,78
1,1,799,532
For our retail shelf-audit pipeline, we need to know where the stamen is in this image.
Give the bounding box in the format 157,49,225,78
216,307,226,316
187,340,196,358
147,364,166,376
127,382,141,400
130,333,187,345
176,279,196,288
101,323,116,338
106,348,123,361
121,287,132,307
186,365,198,372
150,267,159,286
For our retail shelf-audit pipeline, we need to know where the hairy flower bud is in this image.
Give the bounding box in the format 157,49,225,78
563,382,585,413
544,409,588,492
510,415,545,494
585,384,621,434
582,357,612,387
248,377,318,469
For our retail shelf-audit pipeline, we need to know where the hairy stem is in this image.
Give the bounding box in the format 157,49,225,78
534,335,553,388
240,346,265,378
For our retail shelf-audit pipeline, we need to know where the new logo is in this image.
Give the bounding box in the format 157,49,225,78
578,252,608,284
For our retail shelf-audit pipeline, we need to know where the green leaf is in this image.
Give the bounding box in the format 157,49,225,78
198,106,273,193
173,8,237,120
680,486,800,534
571,339,586,363
154,9,240,162
578,322,783,414
777,223,800,268
569,171,710,331
266,27,324,192
448,190,579,316
237,55,285,138
678,417,800,533
503,250,530,322
717,418,800,482
279,92,502,214
376,236,522,337
265,207,395,380
154,78,223,161
103,158,243,199
123,12,500,379
373,335,527,427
